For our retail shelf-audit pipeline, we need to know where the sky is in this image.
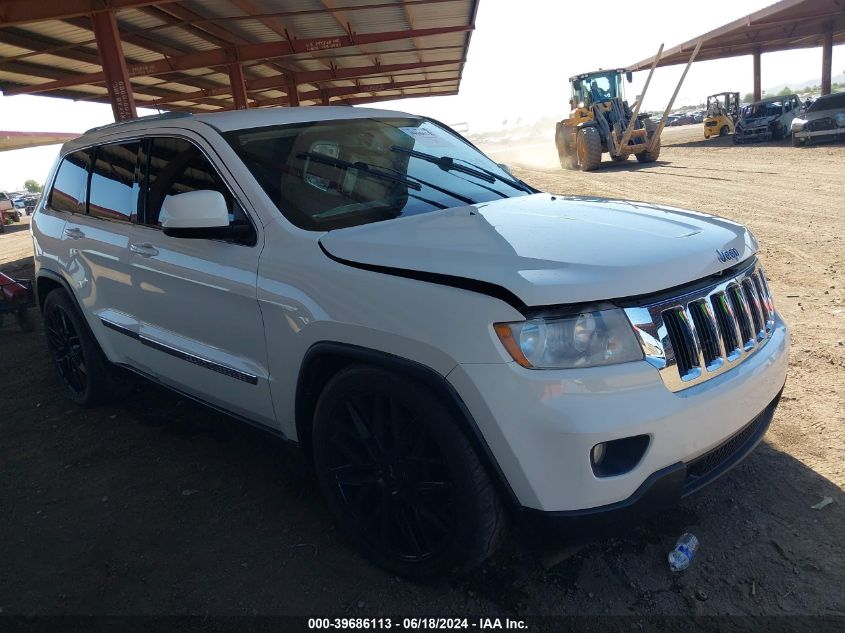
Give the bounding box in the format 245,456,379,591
1,0,843,191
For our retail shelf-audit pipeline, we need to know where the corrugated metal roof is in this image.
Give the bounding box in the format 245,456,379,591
0,0,478,114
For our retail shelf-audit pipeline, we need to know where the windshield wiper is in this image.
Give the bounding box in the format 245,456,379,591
358,159,478,205
297,152,422,191
390,146,533,193
390,146,495,182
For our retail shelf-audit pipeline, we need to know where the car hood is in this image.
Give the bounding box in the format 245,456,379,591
319,193,757,308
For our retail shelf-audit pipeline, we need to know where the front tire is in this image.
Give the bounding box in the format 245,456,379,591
719,125,729,137
43,289,116,407
576,127,602,171
312,365,505,579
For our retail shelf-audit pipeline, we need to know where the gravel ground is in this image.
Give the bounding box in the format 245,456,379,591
0,127,843,619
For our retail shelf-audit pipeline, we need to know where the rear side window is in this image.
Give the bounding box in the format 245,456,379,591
144,137,251,236
49,149,93,213
89,141,141,222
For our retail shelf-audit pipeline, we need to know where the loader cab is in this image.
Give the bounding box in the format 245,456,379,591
570,70,626,110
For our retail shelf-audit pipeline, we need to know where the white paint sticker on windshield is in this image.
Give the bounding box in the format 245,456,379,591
398,127,452,148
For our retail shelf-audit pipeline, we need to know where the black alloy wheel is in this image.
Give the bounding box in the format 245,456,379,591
313,366,505,578
46,301,88,397
42,288,121,406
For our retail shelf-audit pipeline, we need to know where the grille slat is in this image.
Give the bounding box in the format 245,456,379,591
727,283,755,349
711,292,741,359
742,278,765,339
688,300,722,369
625,261,777,392
662,307,699,378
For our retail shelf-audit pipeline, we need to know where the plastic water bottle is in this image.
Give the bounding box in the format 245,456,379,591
668,533,699,572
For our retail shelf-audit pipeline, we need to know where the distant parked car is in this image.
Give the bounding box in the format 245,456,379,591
0,191,22,228
791,92,845,147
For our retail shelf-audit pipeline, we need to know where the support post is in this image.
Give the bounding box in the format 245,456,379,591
321,91,330,106
228,63,249,110
753,47,762,101
289,83,300,106
650,39,702,152
821,22,833,96
90,10,136,122
618,43,663,154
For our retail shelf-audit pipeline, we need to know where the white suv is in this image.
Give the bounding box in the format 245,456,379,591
32,107,789,578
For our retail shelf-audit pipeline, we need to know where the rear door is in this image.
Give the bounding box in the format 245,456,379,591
62,140,144,363
118,135,274,426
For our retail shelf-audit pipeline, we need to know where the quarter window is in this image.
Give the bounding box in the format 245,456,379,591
49,149,93,213
89,141,140,222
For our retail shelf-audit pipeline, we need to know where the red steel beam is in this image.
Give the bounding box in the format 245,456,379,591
3,25,473,96
228,63,249,109
146,59,463,106
90,11,137,121
0,0,176,26
252,78,456,107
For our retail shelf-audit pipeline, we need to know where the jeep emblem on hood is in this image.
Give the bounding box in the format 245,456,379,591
716,247,741,263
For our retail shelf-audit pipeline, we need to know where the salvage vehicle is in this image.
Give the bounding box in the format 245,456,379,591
703,92,740,139
734,94,801,143
791,92,845,147
32,108,789,578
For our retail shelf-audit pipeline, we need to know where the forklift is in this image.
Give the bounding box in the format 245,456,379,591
703,92,740,139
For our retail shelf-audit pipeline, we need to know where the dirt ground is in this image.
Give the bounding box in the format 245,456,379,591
0,127,843,619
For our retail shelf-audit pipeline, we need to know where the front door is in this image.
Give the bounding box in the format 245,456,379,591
120,135,274,427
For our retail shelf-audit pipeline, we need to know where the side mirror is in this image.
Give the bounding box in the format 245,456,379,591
161,190,247,240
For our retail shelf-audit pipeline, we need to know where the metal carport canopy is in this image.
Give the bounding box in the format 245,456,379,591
0,0,478,121
627,0,845,98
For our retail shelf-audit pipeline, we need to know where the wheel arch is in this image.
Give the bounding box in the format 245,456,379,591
35,268,75,312
294,341,521,510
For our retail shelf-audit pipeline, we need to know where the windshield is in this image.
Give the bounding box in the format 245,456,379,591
743,102,782,118
807,93,845,112
223,117,529,230
572,73,622,106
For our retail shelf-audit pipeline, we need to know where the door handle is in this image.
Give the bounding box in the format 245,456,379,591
64,227,84,240
130,243,159,257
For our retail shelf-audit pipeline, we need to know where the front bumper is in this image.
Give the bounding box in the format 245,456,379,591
447,314,788,512
521,389,781,540
735,126,772,143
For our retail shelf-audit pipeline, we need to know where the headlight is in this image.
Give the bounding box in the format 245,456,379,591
791,118,807,132
494,307,643,369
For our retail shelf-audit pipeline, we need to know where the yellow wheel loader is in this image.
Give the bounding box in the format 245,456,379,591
555,69,660,171
703,92,739,139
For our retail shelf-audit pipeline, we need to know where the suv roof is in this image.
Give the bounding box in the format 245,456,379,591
69,105,415,151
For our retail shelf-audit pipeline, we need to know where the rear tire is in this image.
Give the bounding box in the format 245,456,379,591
312,365,505,579
576,127,602,171
43,288,119,407
636,138,661,163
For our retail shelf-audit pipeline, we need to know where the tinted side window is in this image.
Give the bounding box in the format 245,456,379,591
89,141,140,222
49,149,93,213
144,137,250,234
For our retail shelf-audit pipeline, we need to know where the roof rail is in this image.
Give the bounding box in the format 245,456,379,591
84,111,193,135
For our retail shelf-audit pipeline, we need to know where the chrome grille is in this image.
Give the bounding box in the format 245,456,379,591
624,261,776,392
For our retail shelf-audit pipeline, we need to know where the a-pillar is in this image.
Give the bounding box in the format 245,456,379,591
91,10,137,122
228,63,249,110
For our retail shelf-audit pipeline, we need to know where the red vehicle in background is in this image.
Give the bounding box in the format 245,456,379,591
0,271,34,331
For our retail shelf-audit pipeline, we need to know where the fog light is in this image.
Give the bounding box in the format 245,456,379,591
591,442,607,466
